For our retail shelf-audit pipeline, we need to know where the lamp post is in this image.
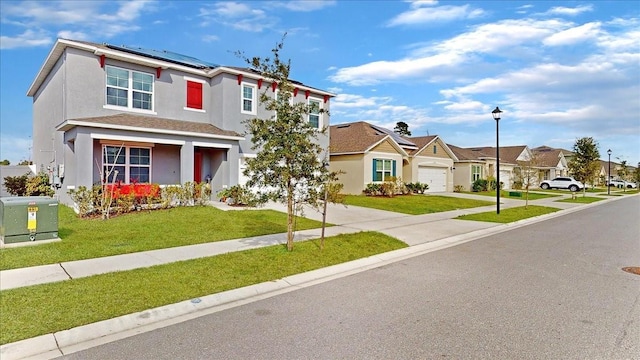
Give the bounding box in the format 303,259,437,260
492,107,503,214
607,149,612,195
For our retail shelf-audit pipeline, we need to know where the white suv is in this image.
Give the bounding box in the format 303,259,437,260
607,179,638,189
539,177,584,192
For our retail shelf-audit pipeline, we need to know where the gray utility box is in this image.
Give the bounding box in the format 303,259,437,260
0,196,59,244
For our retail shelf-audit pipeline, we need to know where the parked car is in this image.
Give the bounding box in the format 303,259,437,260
607,179,638,189
539,177,584,192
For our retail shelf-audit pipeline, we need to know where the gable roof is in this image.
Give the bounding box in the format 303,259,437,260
532,147,565,168
330,121,413,155
27,39,335,98
57,113,244,140
447,145,528,164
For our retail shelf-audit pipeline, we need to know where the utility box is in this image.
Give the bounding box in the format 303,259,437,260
0,197,59,244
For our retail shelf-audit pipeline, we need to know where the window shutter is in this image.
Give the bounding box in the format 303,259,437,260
372,159,377,181
187,81,203,109
392,160,396,177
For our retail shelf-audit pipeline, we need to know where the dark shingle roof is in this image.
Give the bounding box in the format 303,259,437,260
63,113,241,138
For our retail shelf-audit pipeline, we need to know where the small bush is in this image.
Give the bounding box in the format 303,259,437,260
3,173,29,196
363,183,382,196
217,184,257,206
405,182,429,194
512,181,523,190
472,179,488,192
454,185,465,193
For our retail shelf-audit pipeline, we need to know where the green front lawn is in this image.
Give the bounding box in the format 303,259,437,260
0,231,405,345
0,205,326,271
556,196,604,204
466,190,559,200
343,194,493,215
456,205,560,223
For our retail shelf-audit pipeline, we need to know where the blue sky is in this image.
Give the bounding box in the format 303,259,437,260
1,0,639,166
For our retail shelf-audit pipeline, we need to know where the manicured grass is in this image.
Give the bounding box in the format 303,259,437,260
466,190,559,200
556,196,605,204
343,194,493,215
0,205,326,271
456,205,560,223
0,231,405,345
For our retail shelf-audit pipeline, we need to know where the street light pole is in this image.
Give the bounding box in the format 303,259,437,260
492,107,503,214
607,149,612,195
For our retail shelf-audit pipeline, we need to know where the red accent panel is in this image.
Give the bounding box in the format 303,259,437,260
305,90,310,99
271,82,277,92
186,81,203,109
293,88,299,97
257,79,263,89
100,54,106,68
156,67,162,79
324,95,329,103
237,74,243,85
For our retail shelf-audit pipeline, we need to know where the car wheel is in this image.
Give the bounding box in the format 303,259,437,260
569,185,578,192
627,185,633,189
541,183,550,190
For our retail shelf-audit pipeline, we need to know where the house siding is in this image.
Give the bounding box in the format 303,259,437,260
329,154,365,195
371,139,399,154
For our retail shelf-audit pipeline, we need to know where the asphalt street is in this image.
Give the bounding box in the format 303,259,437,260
58,196,640,359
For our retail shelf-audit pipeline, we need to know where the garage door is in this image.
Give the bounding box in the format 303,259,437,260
499,170,511,189
418,166,447,193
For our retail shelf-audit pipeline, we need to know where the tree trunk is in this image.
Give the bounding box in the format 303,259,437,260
321,185,328,251
286,188,294,251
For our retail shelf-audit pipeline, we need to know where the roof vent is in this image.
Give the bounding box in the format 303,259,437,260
336,124,350,128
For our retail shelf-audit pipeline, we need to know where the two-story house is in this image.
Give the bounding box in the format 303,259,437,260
28,39,333,206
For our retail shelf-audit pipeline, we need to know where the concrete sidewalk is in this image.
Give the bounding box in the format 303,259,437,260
1,191,633,360
1,191,584,291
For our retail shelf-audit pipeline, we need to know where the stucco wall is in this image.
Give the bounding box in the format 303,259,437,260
330,154,364,195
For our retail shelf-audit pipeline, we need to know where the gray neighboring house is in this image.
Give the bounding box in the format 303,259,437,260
0,165,35,197
28,39,333,206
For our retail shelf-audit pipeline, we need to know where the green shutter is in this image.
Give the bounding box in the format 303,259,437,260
372,159,377,181
392,160,396,177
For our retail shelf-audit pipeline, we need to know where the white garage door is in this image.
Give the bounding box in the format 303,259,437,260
418,166,447,193
499,170,511,189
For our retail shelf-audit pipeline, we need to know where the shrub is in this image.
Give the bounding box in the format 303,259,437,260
512,180,523,190
3,173,29,196
217,184,257,206
25,172,54,197
405,182,429,194
472,179,488,192
363,183,382,196
454,185,465,193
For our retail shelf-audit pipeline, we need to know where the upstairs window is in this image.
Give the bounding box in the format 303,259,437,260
241,83,257,115
106,66,153,111
308,98,321,129
472,164,482,182
186,80,203,110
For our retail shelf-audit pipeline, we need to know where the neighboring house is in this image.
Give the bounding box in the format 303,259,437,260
0,165,35,197
448,145,532,191
328,121,456,194
531,146,568,181
28,39,333,206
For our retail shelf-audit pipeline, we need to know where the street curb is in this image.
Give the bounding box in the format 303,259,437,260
1,193,636,360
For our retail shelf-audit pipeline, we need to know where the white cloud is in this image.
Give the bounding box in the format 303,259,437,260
387,3,485,27
0,29,52,49
543,22,601,46
270,0,337,12
330,19,569,85
202,34,220,42
0,1,155,47
545,5,593,16
199,2,273,32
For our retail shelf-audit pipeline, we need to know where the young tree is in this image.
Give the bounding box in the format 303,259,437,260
616,158,629,192
515,153,540,208
568,137,600,195
0,159,10,165
393,121,411,136
238,36,331,251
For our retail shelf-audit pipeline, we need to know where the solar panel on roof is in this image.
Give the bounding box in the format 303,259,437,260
107,44,219,69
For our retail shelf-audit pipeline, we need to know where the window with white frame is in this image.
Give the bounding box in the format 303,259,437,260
106,66,154,111
103,145,151,183
241,83,257,115
308,98,321,129
373,158,395,182
471,164,482,182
